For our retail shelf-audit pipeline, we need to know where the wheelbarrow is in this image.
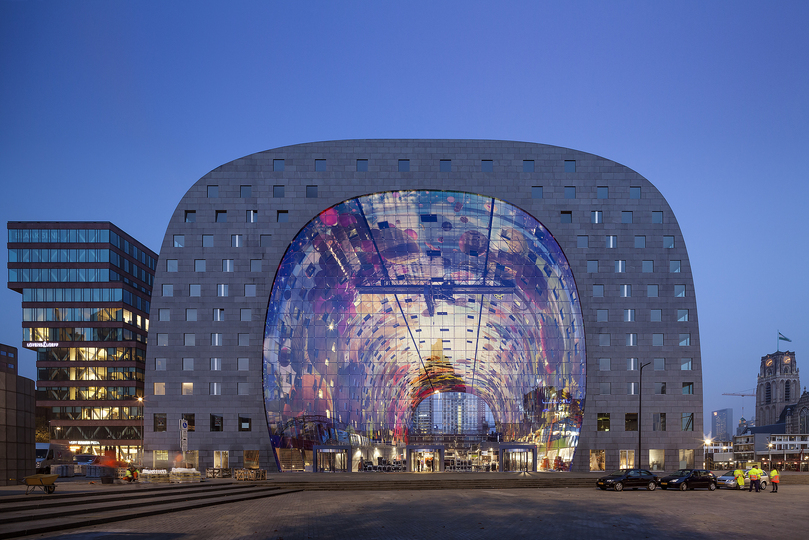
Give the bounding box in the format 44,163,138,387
19,474,59,494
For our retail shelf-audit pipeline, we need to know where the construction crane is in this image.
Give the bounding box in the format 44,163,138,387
722,390,756,418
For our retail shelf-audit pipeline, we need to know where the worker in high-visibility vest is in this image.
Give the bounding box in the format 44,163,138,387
770,468,780,493
748,466,762,492
733,467,745,490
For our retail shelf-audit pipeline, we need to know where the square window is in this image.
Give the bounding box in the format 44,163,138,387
207,185,218,198
653,413,666,432
190,284,201,297
210,414,223,432
154,382,165,395
440,160,452,172
654,358,665,371
677,309,689,322
239,416,253,432
245,284,257,297
260,234,272,247
577,235,589,248
223,259,235,272
250,259,262,272
240,185,252,198
615,260,626,273
184,333,195,346
587,260,598,273
184,210,196,223
599,358,610,371
597,413,610,432
154,413,167,432
194,259,206,272
652,211,663,224
600,382,611,395
622,211,633,224
158,308,170,321
247,210,258,223
591,210,603,224
155,358,166,371
273,185,285,198
655,382,666,395
630,187,641,199
273,159,285,171
238,382,249,396
606,235,617,248
650,309,662,322
627,357,639,370
597,186,608,199
277,211,289,223
531,186,543,199
593,284,604,297
211,333,223,346
182,382,193,396
642,260,654,273
306,185,318,198
681,358,693,370
398,159,410,172
653,333,664,346
624,309,635,322
626,333,638,346
166,259,178,272
522,160,534,172
215,211,227,223
210,384,222,397
620,284,631,297
173,235,184,248
213,308,225,322
564,160,576,172
202,234,214,247
560,211,572,223
679,334,691,346
648,284,659,297
210,357,222,371
155,333,167,345
241,309,252,322
634,235,646,248
231,235,242,248
238,333,249,346
356,159,368,172
625,412,638,430
682,382,694,395
599,334,610,346
481,160,493,172
315,159,327,171
217,284,228,297
186,308,197,322
682,413,694,431
564,186,576,199
670,260,681,273
597,309,608,322
182,357,194,371
674,284,686,297
238,357,249,371
664,236,675,249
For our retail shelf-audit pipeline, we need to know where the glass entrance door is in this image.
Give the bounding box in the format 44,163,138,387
503,450,531,472
317,450,347,472
411,450,437,472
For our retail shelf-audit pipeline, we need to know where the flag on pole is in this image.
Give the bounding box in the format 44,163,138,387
778,332,792,343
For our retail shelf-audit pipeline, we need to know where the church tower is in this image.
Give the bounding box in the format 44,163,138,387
756,351,800,426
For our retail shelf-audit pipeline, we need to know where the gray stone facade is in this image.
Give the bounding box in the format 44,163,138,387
0,367,36,486
144,140,702,473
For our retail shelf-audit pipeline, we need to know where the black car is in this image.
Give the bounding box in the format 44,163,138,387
596,469,659,491
659,469,717,491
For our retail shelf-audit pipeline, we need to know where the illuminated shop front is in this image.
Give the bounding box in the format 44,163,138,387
263,190,585,470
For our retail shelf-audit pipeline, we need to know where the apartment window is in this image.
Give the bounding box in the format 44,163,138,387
277,211,289,223
577,236,589,248
653,333,664,346
238,416,252,431
597,309,608,322
597,413,610,432
681,358,693,370
642,260,654,273
561,211,572,223
240,185,251,198
655,382,666,395
238,358,249,371
211,333,223,346
626,333,638,346
620,284,631,297
531,186,543,199
600,382,611,395
315,159,327,171
215,211,227,223
238,333,250,346
273,159,285,171
652,211,663,224
622,211,633,224
190,284,201,297
682,413,694,431
627,357,639,370
634,236,646,248
182,383,193,396
186,308,198,323
154,382,165,395
194,259,206,272
240,309,252,322
593,284,604,297
213,308,225,322
238,382,249,396
184,210,196,223
155,358,166,371
231,235,242,248
306,185,318,198
599,334,610,346
173,235,184,248
675,284,686,297
245,284,257,297
664,236,675,248
624,309,635,322
670,260,681,273
606,235,617,248
615,260,626,273
679,334,691,346
591,210,603,224
654,358,665,371
154,413,167,432
250,259,262,272
587,260,598,273
564,186,576,199
260,235,271,247
182,358,194,371
157,333,168,346
650,309,662,322
210,414,224,432
158,308,170,322
625,412,638,430
564,160,576,172
247,210,258,223
184,334,195,346
682,382,694,395
599,358,610,371
217,284,228,297
207,185,218,198
223,259,235,272
435,159,450,172
202,235,214,247
210,384,222,397
522,160,534,172
356,159,368,172
273,185,285,198
481,160,493,172
397,159,410,172
648,285,659,297
597,186,608,199
677,309,689,322
653,413,666,431
166,259,178,272
630,187,641,199
210,357,222,371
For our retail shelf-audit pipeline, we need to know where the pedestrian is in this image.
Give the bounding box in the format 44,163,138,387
748,465,761,493
733,466,745,491
770,467,779,493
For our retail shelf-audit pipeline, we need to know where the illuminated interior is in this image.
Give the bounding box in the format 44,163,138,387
263,191,585,463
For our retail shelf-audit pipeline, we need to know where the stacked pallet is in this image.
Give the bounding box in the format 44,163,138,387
140,469,170,483
170,467,201,483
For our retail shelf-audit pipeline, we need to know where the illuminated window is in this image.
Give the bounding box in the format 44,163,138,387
597,413,610,432
182,383,193,396
154,382,165,395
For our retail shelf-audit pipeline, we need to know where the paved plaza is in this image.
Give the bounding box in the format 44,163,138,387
21,485,809,540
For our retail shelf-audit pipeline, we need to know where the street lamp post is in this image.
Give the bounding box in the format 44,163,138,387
638,361,651,469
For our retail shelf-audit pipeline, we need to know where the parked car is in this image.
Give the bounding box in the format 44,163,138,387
597,469,659,491
659,469,717,491
716,469,769,490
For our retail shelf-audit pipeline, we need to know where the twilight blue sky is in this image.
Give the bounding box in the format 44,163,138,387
1,1,807,433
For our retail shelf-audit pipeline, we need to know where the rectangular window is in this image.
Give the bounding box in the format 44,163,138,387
670,260,681,273
356,159,368,172
630,187,641,199
238,333,249,346
560,211,572,223
653,333,664,346
273,185,285,198
624,309,635,322
587,260,598,273
591,210,603,224
185,210,196,223
238,357,249,371
213,308,225,322
593,284,604,297
440,159,452,172
194,259,206,272
260,234,271,247
679,334,691,346
681,413,694,431
590,449,606,471
155,358,166,371
215,211,227,223
652,211,663,224
681,358,692,370
173,235,184,248
654,358,665,371
599,382,611,395
238,382,249,396
597,186,608,199
634,235,646,248
158,308,170,321
217,284,228,297
597,413,610,432
154,382,165,395
627,357,639,370
190,284,201,297
531,186,543,199
211,333,223,346
606,235,617,248
655,382,666,395
642,260,654,273
182,358,194,371
398,159,410,172
306,185,318,198
677,309,689,322
622,211,633,224
615,260,626,273
564,186,576,199
240,309,252,322
653,414,666,432
245,284,257,297
184,334,195,346
182,382,193,396
620,284,631,297
210,357,222,371
481,160,493,172
522,160,534,172
664,236,675,248
239,416,252,432
577,235,589,248
564,160,576,172
273,159,284,171
599,358,610,371
166,259,178,272
599,334,610,346
223,259,235,272
625,413,638,430
315,159,327,171
675,284,686,297
207,185,218,198
682,382,694,395
247,210,258,223
626,333,638,346
250,259,262,272
240,185,251,198
154,413,167,432
277,211,289,223
648,284,659,297
210,413,223,430
182,413,195,432
650,309,662,322
202,234,214,247
210,383,221,397
679,449,695,468
231,235,242,248
597,309,608,322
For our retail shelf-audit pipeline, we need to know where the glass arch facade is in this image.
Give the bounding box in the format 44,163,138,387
263,191,585,461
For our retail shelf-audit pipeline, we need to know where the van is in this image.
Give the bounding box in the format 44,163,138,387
35,442,73,473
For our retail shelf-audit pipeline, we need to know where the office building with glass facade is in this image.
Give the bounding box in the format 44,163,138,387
143,140,702,473
7,222,157,461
